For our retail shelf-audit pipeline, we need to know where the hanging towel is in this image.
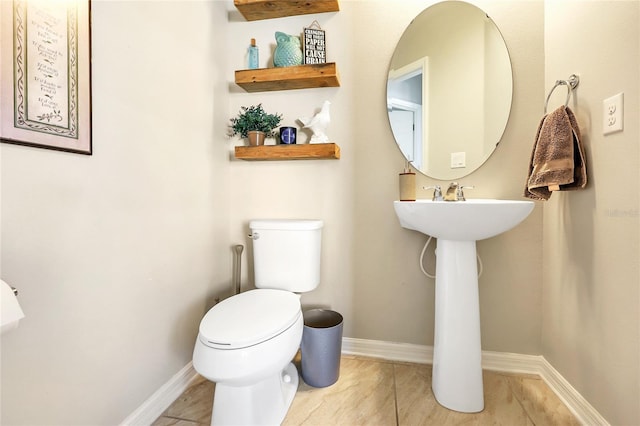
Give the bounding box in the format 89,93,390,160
524,105,587,200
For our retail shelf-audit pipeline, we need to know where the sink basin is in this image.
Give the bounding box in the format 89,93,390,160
393,199,534,241
392,198,534,413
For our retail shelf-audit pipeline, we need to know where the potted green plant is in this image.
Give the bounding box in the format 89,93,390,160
229,104,283,146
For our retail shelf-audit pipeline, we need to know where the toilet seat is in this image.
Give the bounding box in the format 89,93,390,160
199,289,301,350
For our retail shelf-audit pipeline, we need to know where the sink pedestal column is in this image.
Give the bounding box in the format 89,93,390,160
432,239,484,413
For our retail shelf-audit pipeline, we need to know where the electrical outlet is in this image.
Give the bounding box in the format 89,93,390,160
603,92,624,135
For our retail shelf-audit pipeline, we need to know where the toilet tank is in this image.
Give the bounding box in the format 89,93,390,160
249,219,323,293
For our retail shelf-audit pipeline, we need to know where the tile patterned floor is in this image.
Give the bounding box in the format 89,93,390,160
152,355,580,426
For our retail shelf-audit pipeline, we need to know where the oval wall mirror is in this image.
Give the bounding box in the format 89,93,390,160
387,1,513,180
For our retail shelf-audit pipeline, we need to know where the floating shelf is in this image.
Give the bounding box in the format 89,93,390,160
234,0,340,21
235,63,340,92
235,143,340,161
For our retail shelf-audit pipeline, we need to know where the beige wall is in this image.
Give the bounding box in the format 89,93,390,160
542,2,640,425
224,0,544,352
1,1,231,424
0,0,637,424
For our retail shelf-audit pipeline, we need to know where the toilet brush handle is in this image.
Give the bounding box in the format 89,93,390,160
234,245,244,295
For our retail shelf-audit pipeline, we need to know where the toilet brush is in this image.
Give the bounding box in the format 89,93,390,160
234,244,244,294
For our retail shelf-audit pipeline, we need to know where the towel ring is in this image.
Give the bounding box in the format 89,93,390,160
544,74,580,114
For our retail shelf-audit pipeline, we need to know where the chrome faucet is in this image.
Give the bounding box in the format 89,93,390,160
423,185,443,201
444,182,474,201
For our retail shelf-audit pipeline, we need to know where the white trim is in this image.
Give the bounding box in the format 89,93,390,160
537,357,610,426
342,337,609,426
481,350,544,375
342,337,433,364
120,362,199,426
388,57,428,83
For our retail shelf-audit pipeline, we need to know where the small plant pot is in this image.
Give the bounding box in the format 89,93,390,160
247,130,266,146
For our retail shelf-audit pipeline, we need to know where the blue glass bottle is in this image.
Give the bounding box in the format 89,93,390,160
248,38,259,69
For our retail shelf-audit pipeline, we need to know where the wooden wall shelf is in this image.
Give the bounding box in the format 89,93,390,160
234,0,339,21
235,143,340,161
232,3,341,163
235,63,340,92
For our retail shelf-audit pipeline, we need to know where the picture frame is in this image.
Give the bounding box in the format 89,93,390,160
0,0,92,155
303,22,326,65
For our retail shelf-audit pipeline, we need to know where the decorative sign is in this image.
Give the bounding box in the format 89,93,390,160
0,0,92,154
303,22,326,65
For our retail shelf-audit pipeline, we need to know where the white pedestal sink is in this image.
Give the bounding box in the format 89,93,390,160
393,199,534,413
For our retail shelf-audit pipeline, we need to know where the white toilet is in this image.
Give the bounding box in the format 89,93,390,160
193,219,323,426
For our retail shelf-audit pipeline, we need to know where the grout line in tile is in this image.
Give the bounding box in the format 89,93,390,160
156,414,201,424
505,374,539,426
391,363,400,426
160,415,184,420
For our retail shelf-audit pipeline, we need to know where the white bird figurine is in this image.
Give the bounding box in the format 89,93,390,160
298,100,331,144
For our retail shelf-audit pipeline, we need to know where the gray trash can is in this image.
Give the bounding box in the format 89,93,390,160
301,309,343,388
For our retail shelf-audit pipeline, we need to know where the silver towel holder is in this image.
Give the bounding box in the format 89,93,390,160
544,74,580,114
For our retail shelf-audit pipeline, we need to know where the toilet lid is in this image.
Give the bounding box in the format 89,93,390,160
199,289,301,350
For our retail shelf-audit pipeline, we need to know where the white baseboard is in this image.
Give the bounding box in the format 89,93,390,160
537,358,609,426
341,337,433,364
342,337,609,425
120,362,199,426
123,339,609,426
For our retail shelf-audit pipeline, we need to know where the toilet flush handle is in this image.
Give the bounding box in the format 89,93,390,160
248,232,260,240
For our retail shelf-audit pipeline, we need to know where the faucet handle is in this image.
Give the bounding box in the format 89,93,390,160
423,185,443,201
457,185,474,201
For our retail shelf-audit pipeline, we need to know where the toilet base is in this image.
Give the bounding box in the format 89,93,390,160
211,362,299,425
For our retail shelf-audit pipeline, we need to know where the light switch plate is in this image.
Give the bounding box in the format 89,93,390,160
450,152,466,169
603,92,624,135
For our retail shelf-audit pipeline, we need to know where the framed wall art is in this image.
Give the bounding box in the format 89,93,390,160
0,0,92,155
303,21,326,65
